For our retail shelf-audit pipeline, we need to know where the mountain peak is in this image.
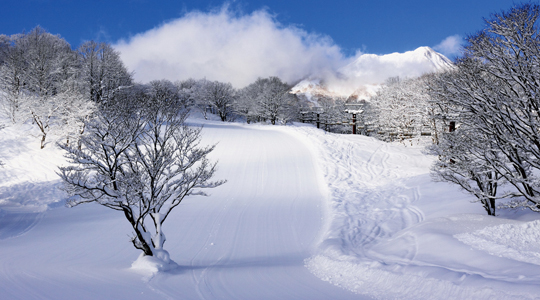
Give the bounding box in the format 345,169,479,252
411,46,454,70
292,47,454,101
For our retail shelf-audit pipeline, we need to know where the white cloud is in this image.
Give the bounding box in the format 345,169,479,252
433,35,463,58
114,6,458,94
114,7,345,87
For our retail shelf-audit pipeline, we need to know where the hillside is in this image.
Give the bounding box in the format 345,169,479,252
1,117,540,299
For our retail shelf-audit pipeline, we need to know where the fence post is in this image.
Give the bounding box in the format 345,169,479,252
316,113,320,129
449,121,455,132
449,121,456,164
352,113,357,134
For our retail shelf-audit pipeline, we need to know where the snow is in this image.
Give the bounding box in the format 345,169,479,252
293,128,540,299
455,220,540,266
132,250,177,276
1,115,540,299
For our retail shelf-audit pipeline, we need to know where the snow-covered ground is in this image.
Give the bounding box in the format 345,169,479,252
293,128,540,299
1,116,540,299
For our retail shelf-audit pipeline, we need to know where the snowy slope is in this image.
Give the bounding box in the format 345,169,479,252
294,128,540,299
291,46,453,101
2,117,540,299
0,118,361,300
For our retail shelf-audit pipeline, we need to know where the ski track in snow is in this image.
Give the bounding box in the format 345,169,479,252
294,128,426,259
0,120,361,300
291,127,540,300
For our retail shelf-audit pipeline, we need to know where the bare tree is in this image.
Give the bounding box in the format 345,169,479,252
58,86,224,260
371,76,434,141
0,34,26,123
77,41,132,104
244,77,298,125
429,4,540,212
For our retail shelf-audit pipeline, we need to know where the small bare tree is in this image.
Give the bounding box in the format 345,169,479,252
58,85,224,261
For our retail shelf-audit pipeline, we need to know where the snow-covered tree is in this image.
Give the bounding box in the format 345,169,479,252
194,80,236,121
190,79,212,119
0,28,117,148
55,80,95,147
9,27,83,148
430,120,504,215
18,27,75,97
242,77,298,125
370,76,433,141
77,41,132,104
236,81,262,123
0,34,26,123
257,77,298,125
147,79,188,115
318,96,347,132
175,78,198,109
429,3,540,212
58,86,224,260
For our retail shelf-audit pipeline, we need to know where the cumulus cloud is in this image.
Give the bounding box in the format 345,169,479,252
114,7,345,87
433,35,463,58
114,6,458,96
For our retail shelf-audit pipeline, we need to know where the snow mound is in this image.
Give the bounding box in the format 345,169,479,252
131,249,178,274
306,254,527,300
0,181,66,212
455,220,540,265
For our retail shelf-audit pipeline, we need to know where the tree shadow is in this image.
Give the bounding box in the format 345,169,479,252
164,252,306,276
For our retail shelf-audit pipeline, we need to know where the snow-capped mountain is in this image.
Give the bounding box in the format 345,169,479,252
292,46,453,102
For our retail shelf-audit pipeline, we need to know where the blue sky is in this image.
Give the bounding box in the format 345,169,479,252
2,0,518,54
0,0,520,85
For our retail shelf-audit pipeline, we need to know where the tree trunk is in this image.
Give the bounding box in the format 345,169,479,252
123,207,153,256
